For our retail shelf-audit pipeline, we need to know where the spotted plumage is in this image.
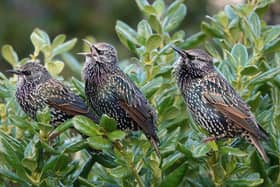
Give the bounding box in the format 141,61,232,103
172,47,269,162
8,62,99,126
80,41,160,157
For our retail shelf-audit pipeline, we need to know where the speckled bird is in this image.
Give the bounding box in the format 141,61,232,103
80,41,160,157
7,62,99,126
172,47,269,162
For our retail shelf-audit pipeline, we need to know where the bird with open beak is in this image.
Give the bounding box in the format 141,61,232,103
79,40,161,158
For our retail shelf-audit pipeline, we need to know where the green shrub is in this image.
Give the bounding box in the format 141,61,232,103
0,0,279,186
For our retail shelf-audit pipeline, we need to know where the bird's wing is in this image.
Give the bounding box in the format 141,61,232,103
202,75,268,140
112,74,160,157
38,79,99,123
112,74,157,134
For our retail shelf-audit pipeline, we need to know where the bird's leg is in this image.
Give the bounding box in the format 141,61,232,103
202,136,216,143
202,134,229,143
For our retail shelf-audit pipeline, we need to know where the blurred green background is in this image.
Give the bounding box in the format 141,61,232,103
0,0,212,73
0,0,278,74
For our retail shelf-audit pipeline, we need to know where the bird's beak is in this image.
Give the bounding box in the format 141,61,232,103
80,39,100,57
90,45,99,57
6,69,22,75
172,46,186,58
77,52,91,56
77,39,93,56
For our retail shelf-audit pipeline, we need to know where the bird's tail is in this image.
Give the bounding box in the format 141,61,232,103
149,136,161,159
249,134,269,163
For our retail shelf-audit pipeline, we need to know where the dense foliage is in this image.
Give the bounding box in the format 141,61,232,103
0,0,279,186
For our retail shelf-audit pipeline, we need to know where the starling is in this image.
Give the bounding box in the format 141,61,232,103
80,41,160,157
172,47,269,162
7,62,99,127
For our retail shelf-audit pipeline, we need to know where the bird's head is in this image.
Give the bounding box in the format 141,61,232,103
79,40,118,81
79,40,118,66
172,47,213,78
7,62,51,84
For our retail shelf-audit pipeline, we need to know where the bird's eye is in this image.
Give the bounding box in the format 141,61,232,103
189,55,197,60
98,49,104,55
186,53,196,61
22,70,31,75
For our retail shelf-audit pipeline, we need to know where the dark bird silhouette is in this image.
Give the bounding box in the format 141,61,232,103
7,62,99,127
172,47,269,162
80,41,160,158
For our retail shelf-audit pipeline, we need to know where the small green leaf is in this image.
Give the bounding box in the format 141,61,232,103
171,30,185,42
135,0,149,10
0,132,26,179
36,107,51,124
87,135,111,150
176,143,193,158
22,158,37,173
167,0,184,15
52,34,66,48
108,130,126,141
111,166,131,178
201,22,224,38
141,76,164,97
46,60,65,76
146,34,161,51
52,38,77,57
24,137,39,161
180,32,206,49
115,20,138,52
19,58,29,65
249,67,280,85
63,138,87,153
71,77,85,98
226,173,264,186
163,4,187,32
220,146,247,157
137,20,153,44
143,5,157,15
148,15,162,33
91,152,118,168
73,115,102,137
264,38,280,54
152,0,165,16
248,12,261,38
99,114,117,132
61,52,82,75
224,5,237,20
231,44,248,66
42,155,62,173
217,12,228,27
1,45,19,66
30,28,50,55
264,25,280,43
51,120,73,135
192,143,211,158
0,168,29,185
159,162,188,187
241,65,259,76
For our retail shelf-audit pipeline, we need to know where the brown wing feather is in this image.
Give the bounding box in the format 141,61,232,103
119,100,150,132
42,79,99,123
203,92,267,140
47,97,88,115
119,100,160,158
114,74,160,157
